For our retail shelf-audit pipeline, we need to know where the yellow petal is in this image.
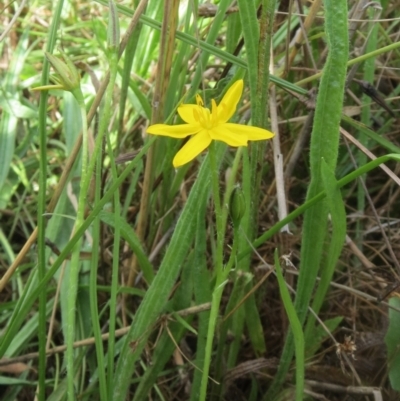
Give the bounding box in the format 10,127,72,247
173,130,211,167
217,80,243,123
196,94,204,107
178,104,202,124
147,123,201,138
224,123,275,141
210,124,248,147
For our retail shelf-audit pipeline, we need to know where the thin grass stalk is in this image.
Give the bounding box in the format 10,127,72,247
356,7,379,251
106,132,121,397
89,153,107,401
208,148,245,400
104,60,120,397
65,90,89,401
117,0,143,138
274,250,304,401
237,0,275,245
199,145,244,400
37,1,64,399
198,143,225,401
104,3,121,391
265,0,349,396
129,0,178,287
186,0,234,100
256,0,275,128
190,205,211,401
238,147,266,358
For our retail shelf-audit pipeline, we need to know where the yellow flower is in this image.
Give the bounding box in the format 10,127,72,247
147,80,275,167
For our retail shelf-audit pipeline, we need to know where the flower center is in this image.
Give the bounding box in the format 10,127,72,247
193,95,218,130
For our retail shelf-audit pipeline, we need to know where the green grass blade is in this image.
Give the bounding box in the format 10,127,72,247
89,152,108,401
244,289,267,355
99,211,154,283
190,205,212,401
274,250,304,401
236,0,259,105
37,2,65,399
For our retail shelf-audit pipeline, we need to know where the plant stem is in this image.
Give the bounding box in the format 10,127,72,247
198,143,242,401
66,89,88,401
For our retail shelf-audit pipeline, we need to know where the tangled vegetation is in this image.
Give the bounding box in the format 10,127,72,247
0,0,399,400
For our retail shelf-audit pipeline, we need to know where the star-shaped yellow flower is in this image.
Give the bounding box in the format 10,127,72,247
147,80,275,167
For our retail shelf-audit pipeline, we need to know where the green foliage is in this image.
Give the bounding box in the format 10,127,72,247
1,1,400,400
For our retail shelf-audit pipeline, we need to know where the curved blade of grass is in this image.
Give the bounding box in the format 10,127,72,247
274,250,304,401
99,211,154,283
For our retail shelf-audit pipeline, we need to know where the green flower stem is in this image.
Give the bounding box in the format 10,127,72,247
209,142,224,270
104,50,120,397
87,46,120,400
274,250,304,401
89,149,107,401
198,142,223,401
198,236,240,401
199,144,243,401
37,2,64,400
65,88,89,401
